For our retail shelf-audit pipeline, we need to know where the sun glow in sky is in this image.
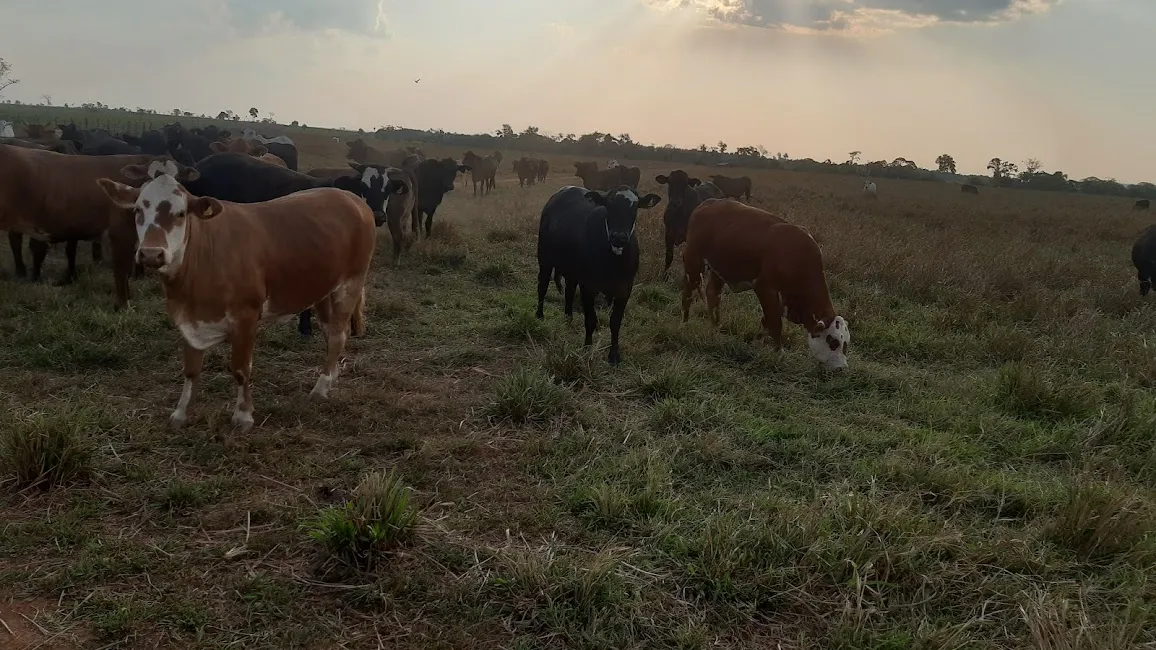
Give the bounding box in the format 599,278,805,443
3,0,1154,182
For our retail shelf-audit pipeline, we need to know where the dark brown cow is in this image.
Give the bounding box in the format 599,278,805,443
655,170,723,279
1134,199,1150,211
462,150,498,196
961,184,980,195
0,145,165,297
708,174,753,201
573,161,627,191
345,139,425,168
536,159,550,183
96,162,377,432
1,137,76,154
680,199,850,370
513,157,538,187
210,138,288,168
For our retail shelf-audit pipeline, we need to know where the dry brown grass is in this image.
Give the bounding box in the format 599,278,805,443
1,132,1155,648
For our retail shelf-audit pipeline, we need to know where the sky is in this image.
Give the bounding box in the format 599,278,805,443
2,0,1154,182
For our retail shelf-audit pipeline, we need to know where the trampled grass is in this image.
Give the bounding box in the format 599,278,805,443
1,133,1155,648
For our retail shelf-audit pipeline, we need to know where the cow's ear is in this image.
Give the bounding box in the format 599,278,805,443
655,175,668,185
96,178,140,209
688,178,701,187
189,196,224,220
584,191,607,206
119,164,151,182
174,164,200,182
251,144,268,157
348,162,367,174
387,179,409,195
332,175,360,194
639,193,662,209
209,141,226,153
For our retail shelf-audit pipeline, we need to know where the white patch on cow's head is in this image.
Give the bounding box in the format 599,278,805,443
808,316,851,370
147,158,180,179
360,166,381,186
608,159,619,168
134,174,193,274
617,188,639,207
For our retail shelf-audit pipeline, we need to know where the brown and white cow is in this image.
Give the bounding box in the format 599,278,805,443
680,199,850,370
708,174,753,201
96,161,378,432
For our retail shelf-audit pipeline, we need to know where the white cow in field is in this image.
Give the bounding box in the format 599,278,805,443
241,127,295,146
0,120,13,138
862,180,878,199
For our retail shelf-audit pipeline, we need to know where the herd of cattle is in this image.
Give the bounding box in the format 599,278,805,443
33,115,1156,432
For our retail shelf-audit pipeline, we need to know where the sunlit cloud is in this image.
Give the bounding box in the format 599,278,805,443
638,0,1061,34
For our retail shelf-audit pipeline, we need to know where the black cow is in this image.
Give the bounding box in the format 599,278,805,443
1135,199,1150,211
163,122,215,162
961,184,980,195
1132,225,1156,296
184,153,407,335
263,141,298,171
121,130,169,156
535,185,661,364
655,170,724,279
413,157,470,237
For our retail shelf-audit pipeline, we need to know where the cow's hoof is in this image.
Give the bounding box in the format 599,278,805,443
231,410,255,432
169,412,187,430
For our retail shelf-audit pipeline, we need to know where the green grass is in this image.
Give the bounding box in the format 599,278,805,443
1,142,1154,648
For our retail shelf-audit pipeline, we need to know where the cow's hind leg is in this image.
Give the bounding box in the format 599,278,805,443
349,283,367,337
311,284,360,399
55,240,79,286
705,271,724,327
8,232,27,278
564,279,577,323
28,238,48,281
297,309,313,337
170,341,205,430
230,317,259,432
91,240,103,265
535,264,552,320
753,282,784,349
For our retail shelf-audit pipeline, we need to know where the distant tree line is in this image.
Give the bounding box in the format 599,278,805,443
0,53,1149,201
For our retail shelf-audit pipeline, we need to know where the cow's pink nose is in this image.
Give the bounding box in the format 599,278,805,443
137,247,166,268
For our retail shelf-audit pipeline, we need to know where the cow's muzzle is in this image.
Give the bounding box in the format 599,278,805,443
373,211,387,227
137,247,166,269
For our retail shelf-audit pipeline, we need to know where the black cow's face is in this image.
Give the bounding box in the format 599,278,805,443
585,186,661,255
335,163,408,225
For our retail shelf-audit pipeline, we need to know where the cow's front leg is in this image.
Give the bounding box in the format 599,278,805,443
170,341,205,430
230,318,258,432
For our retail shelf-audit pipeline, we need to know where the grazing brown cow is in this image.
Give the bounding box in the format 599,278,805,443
1134,199,1150,211
21,123,61,140
513,157,538,187
210,138,288,168
708,174,753,201
573,161,627,191
680,199,850,370
0,145,166,296
961,184,980,195
96,162,377,432
462,150,498,196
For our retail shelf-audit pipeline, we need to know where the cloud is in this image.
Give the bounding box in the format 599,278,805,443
213,0,390,37
640,0,1060,35
547,21,578,38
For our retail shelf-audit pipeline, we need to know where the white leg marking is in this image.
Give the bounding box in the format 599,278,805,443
310,373,335,399
231,385,254,431
169,378,194,430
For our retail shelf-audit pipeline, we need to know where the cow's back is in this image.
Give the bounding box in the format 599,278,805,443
0,146,152,236
189,153,321,203
685,199,787,283
200,188,376,315
1133,226,1156,268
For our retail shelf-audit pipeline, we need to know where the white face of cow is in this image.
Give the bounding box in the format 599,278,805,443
97,171,221,276
808,316,851,370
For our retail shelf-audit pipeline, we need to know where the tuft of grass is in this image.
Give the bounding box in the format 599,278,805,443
1,405,95,491
633,356,700,402
474,261,517,287
486,228,520,243
543,341,606,387
302,469,418,571
996,363,1092,421
429,220,462,242
1046,480,1153,561
499,307,550,342
486,367,572,423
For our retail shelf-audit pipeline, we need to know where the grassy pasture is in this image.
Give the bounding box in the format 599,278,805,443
1,133,1156,649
